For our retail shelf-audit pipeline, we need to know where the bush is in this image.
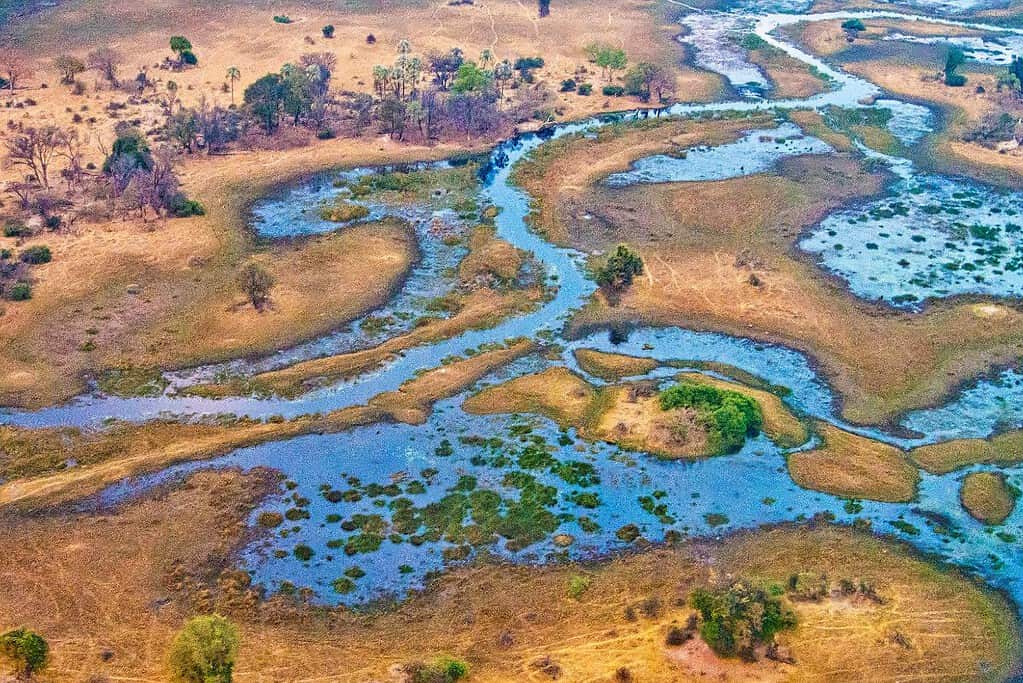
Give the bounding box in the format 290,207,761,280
602,85,625,96
171,196,206,217
3,220,30,238
594,244,643,294
273,14,292,23
841,18,866,32
167,615,239,683
408,657,470,683
0,628,48,678
316,128,336,140
568,575,591,599
6,282,31,301
19,245,52,264
690,580,796,659
945,73,967,87
181,50,198,66
659,381,763,454
559,78,577,92
322,24,335,38
577,83,593,96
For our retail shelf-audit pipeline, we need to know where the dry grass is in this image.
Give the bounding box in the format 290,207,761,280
910,430,1023,474
787,423,920,502
0,475,1016,683
457,226,526,284
573,348,657,381
515,116,1023,426
463,366,596,426
960,471,1016,525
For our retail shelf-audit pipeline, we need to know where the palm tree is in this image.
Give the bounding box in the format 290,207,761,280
226,66,241,105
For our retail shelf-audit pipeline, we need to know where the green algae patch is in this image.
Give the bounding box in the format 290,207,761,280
960,471,1017,525
787,423,919,502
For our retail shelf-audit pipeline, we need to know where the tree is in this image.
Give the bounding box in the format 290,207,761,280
167,615,240,683
595,244,643,297
322,24,335,39
1011,55,1023,95
623,62,672,102
588,44,627,82
86,47,122,86
103,126,151,176
451,61,491,94
244,73,286,133
170,36,194,67
841,18,865,36
226,66,241,105
54,54,85,84
944,46,966,86
0,628,48,680
0,49,33,91
6,126,64,189
237,263,275,310
344,92,375,135
429,48,464,90
538,0,550,17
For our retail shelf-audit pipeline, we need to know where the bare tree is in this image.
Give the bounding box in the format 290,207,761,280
0,48,33,91
5,126,64,189
86,47,123,86
57,128,87,189
238,262,274,310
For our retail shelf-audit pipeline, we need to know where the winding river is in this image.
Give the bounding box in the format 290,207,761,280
7,3,1023,607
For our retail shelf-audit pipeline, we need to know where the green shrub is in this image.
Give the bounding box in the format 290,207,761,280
577,83,593,96
595,244,643,294
408,657,470,683
171,196,206,217
659,381,763,453
322,24,335,38
3,220,30,237
19,245,51,264
167,615,238,683
690,580,796,658
568,575,591,599
6,282,31,301
273,14,292,23
0,628,48,679
841,18,866,32
602,85,625,96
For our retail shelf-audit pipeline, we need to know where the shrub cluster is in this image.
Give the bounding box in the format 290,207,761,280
659,381,763,453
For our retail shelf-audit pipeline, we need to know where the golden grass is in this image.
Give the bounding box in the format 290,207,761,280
573,348,658,381
1,473,1017,683
462,366,596,426
676,372,808,449
787,423,919,502
0,341,534,508
910,430,1023,474
457,226,525,284
960,471,1016,525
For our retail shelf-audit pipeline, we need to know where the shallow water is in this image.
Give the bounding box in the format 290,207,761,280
606,121,833,185
8,6,1023,613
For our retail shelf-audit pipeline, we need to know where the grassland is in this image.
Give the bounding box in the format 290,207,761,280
513,113,1023,427
0,472,1016,681
573,348,658,380
960,471,1017,525
910,430,1023,474
787,423,920,502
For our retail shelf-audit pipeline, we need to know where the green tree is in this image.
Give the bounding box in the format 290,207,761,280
226,66,241,104
167,615,240,683
170,36,193,63
944,46,966,86
451,61,491,94
595,244,643,295
322,24,335,38
0,628,48,680
244,73,286,133
588,44,627,82
53,54,85,84
690,580,796,659
1011,55,1023,94
840,18,865,34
